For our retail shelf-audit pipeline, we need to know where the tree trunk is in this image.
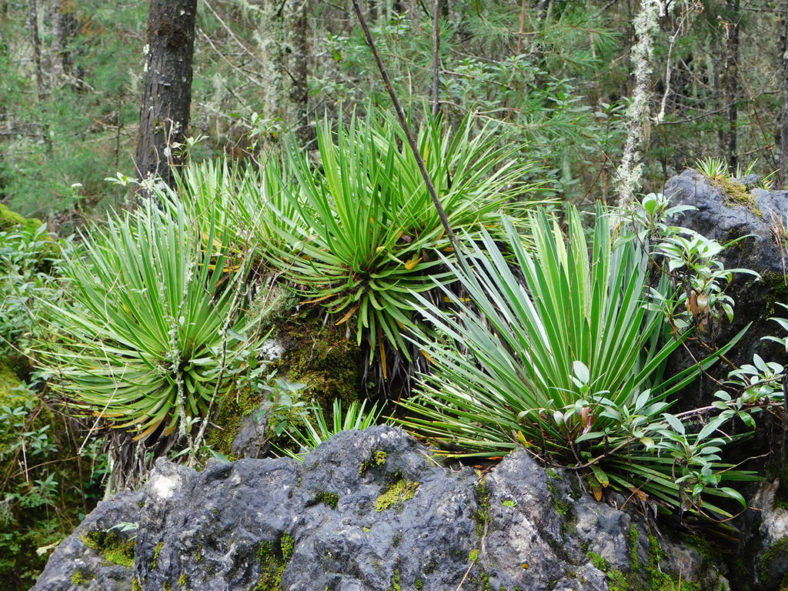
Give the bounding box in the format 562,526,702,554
780,0,788,186
135,0,197,191
50,0,77,85
286,0,311,146
27,0,53,156
27,0,44,103
720,0,739,170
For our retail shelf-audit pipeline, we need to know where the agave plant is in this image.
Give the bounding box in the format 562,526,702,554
41,198,260,442
280,397,386,460
267,112,545,372
399,205,751,516
173,157,300,260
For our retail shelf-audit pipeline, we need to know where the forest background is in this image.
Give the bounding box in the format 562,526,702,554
2,0,787,225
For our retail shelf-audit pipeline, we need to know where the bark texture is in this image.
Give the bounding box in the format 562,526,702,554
286,0,311,145
780,0,788,186
135,0,197,190
720,0,740,169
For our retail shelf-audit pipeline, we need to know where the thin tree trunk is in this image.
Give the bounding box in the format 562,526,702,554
432,0,440,117
135,0,198,192
286,0,311,145
616,0,660,206
721,0,739,170
27,0,52,156
27,0,44,102
780,0,788,186
51,0,76,85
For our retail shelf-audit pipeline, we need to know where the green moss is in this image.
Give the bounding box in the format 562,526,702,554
469,549,480,562
80,529,135,568
375,479,420,512
545,469,574,530
761,536,788,585
713,176,763,217
152,541,164,569
0,362,23,401
415,579,423,590
591,526,703,591
205,384,263,458
276,309,362,413
629,524,640,569
163,581,172,591
0,203,43,234
588,551,609,571
359,450,388,476
178,573,188,588
309,491,339,509
70,569,94,586
474,481,490,537
501,499,517,508
254,532,295,590
132,577,142,591
390,568,401,591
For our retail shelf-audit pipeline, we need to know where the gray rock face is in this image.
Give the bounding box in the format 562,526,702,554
665,169,788,278
231,402,271,458
664,169,788,407
31,491,143,591
751,480,788,591
32,427,722,591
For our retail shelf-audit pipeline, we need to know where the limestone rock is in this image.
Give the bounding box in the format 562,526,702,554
32,427,722,591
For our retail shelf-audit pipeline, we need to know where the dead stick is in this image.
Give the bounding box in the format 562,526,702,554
351,0,459,255
432,0,440,118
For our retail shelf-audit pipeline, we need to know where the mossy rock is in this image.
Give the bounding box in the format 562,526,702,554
0,361,24,401
0,203,44,234
206,308,363,458
761,537,788,590
276,309,362,413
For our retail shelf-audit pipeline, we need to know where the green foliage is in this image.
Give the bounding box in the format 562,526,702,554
40,198,262,442
281,397,386,459
399,205,751,517
631,192,759,333
318,2,626,200
695,157,729,180
268,112,542,366
0,373,106,590
175,157,299,262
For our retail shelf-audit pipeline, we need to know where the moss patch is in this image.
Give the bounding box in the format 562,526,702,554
376,479,420,512
474,481,490,537
80,529,135,568
713,176,763,217
70,568,94,586
761,536,788,588
275,308,362,413
205,385,265,458
308,491,339,509
359,450,387,477
0,203,43,234
591,526,702,591
204,307,362,459
152,541,164,569
254,532,295,591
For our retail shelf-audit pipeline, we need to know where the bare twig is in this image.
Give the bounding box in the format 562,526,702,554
432,0,440,118
350,0,459,254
